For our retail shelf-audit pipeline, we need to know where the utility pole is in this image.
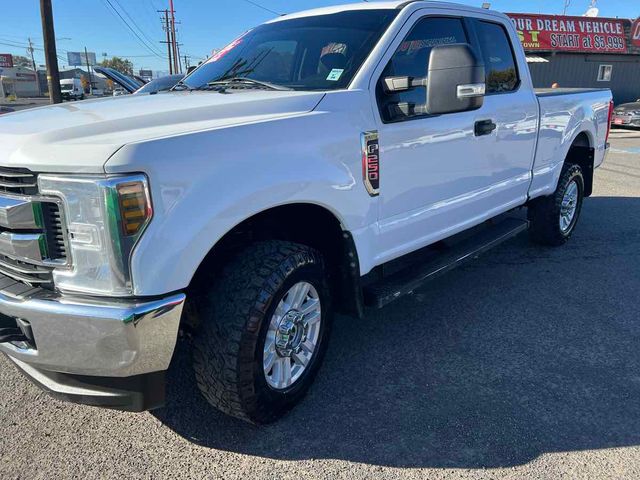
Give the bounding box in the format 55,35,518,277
27,38,41,96
176,41,183,74
169,0,180,74
39,0,61,103
160,9,173,74
84,47,94,95
184,55,189,70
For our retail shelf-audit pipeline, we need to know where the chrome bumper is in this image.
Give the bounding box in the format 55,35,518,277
0,291,185,377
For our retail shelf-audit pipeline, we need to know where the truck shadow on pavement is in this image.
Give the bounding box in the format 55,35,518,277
154,196,640,468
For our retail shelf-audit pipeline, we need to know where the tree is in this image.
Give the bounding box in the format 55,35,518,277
100,56,133,76
12,55,33,69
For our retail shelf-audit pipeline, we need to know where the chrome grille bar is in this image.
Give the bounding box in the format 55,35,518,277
0,196,41,230
0,232,47,264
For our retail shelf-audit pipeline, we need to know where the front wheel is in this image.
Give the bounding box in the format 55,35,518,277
528,163,585,246
193,240,332,424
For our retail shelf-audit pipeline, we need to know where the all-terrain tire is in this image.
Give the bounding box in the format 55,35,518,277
528,163,585,246
193,240,332,424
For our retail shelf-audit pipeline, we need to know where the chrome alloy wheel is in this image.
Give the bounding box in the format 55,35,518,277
559,179,579,233
263,281,322,390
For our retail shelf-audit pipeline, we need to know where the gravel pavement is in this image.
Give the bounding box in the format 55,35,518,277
1,129,639,479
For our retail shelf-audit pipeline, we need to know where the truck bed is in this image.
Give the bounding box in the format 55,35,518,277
535,87,610,98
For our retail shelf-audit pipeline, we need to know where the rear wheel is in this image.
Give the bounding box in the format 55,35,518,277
528,163,585,246
193,240,332,424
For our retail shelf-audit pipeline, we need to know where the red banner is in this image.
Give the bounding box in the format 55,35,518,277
507,13,627,53
0,54,13,68
632,18,640,47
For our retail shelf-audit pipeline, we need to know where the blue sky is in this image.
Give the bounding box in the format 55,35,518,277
1,0,638,73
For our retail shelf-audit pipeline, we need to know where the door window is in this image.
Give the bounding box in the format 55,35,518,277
377,17,468,122
475,21,519,93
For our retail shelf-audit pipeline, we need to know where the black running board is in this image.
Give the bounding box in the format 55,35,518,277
363,217,529,309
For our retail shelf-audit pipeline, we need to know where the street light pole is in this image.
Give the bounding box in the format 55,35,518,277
39,0,62,103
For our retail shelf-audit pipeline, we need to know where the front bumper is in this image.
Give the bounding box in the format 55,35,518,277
0,290,185,410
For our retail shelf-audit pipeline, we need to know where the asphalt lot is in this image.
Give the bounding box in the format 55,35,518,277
1,128,639,479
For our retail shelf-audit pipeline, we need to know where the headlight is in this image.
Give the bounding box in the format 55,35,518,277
38,174,152,296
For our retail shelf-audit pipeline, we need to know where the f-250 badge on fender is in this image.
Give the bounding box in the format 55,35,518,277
361,131,380,196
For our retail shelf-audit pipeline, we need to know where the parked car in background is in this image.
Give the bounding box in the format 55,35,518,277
612,100,640,128
135,74,183,94
60,78,84,101
94,66,144,94
95,67,183,96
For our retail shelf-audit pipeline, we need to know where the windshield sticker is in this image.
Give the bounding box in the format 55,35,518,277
326,69,344,81
207,31,250,63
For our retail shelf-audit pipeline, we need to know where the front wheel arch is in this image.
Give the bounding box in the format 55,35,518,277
184,203,364,332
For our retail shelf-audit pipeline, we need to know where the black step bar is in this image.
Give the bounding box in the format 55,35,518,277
364,217,529,309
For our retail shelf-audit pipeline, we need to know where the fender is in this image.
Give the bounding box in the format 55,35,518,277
106,92,378,296
528,91,608,200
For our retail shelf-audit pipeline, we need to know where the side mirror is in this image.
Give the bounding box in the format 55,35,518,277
426,44,485,115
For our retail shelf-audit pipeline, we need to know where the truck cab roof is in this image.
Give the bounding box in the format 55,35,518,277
267,0,495,23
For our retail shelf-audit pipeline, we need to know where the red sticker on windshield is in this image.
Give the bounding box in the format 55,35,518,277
208,31,249,63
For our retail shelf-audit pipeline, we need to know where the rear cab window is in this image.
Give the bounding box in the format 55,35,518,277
474,20,520,94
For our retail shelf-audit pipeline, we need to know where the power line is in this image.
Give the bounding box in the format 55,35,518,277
111,0,163,55
101,0,166,59
240,0,283,16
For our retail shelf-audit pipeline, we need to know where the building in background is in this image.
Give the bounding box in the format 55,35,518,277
59,67,109,93
0,65,39,99
507,13,640,104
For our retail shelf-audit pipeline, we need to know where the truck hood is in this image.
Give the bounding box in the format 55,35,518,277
0,90,325,173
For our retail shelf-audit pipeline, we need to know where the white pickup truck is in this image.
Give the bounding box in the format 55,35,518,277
0,1,612,423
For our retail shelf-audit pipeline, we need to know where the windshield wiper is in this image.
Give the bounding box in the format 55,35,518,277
171,80,192,92
203,77,292,92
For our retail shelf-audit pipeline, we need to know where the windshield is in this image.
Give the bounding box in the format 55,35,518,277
60,84,73,91
181,9,398,91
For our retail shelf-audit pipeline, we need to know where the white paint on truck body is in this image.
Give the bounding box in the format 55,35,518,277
0,1,612,296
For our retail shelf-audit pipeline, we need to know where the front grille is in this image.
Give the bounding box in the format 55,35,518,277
0,253,53,285
0,167,38,195
0,167,68,291
42,202,67,259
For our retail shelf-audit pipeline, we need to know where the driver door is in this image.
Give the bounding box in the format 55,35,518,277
373,13,537,262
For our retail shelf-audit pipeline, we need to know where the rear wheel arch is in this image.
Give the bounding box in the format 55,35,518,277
565,131,595,197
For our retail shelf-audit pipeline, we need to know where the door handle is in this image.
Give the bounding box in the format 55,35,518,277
474,119,497,137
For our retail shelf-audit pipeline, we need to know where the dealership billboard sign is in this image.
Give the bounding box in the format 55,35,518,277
632,18,640,47
508,13,627,53
0,54,13,68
